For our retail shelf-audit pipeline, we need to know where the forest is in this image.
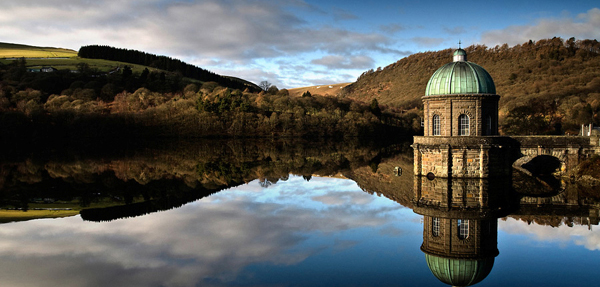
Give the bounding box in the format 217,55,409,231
78,45,260,92
343,37,600,135
0,56,417,141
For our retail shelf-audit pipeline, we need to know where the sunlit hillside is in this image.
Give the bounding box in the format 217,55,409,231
0,42,156,74
288,83,350,97
0,42,77,58
343,37,600,134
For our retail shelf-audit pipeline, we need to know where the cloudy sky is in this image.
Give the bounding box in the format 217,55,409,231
1,0,599,88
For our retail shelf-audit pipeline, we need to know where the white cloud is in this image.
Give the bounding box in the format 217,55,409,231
0,0,403,88
481,8,600,47
312,190,375,205
500,217,600,251
310,55,375,70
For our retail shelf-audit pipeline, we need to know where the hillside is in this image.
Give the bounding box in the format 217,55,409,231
288,83,350,97
78,45,260,92
0,42,166,74
342,37,600,134
0,42,77,58
0,42,260,92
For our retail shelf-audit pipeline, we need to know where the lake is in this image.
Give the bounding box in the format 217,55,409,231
0,139,598,287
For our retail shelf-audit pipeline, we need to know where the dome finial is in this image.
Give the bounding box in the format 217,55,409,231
453,42,467,62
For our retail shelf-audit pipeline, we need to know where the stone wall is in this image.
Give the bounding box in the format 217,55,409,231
423,94,499,137
413,137,515,178
421,216,499,259
413,135,599,178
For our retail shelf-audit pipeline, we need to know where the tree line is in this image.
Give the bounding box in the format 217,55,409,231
78,45,260,92
0,57,418,141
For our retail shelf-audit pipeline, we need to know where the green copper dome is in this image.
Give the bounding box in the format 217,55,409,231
453,48,467,56
425,254,495,287
425,50,496,96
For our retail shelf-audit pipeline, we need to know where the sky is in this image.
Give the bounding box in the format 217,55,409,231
0,0,599,89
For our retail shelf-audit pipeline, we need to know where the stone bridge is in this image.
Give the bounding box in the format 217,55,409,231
510,136,599,176
413,135,600,179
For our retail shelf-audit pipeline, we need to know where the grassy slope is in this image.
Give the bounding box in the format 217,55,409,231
288,83,351,97
0,198,148,223
0,42,168,74
342,39,600,114
0,42,77,58
0,42,256,88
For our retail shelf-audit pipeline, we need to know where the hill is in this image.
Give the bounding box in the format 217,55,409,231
0,42,260,92
78,45,260,92
0,42,77,58
288,83,350,97
0,42,167,74
342,37,600,134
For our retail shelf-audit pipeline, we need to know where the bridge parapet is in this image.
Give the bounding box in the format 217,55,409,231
510,136,599,174
413,135,599,179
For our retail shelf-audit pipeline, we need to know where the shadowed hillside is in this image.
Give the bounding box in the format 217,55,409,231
342,37,600,134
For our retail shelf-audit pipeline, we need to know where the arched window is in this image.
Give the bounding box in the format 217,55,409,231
432,115,440,136
484,115,492,135
432,217,440,237
457,219,469,239
458,114,470,136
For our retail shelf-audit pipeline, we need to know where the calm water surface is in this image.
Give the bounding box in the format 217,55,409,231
0,140,598,286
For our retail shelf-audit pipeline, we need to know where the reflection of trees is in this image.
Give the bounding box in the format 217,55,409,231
0,138,407,222
258,178,272,188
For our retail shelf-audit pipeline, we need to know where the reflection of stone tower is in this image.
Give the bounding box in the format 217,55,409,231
413,48,513,179
422,217,498,287
413,176,513,287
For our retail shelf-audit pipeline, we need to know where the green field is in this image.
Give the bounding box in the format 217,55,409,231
0,42,77,58
0,197,148,223
0,42,161,74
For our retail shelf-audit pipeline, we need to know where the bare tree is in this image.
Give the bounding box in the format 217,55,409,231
259,80,272,92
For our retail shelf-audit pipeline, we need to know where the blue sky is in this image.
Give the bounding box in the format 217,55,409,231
0,0,598,88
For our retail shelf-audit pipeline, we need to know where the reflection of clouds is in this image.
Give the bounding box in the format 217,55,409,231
0,176,404,287
312,191,374,206
379,225,405,237
499,218,600,251
332,239,360,252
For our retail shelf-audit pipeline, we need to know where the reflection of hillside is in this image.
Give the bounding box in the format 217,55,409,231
352,159,600,230
508,183,600,228
343,144,415,209
80,182,224,222
0,139,407,222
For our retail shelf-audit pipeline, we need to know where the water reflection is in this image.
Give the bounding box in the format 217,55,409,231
0,176,414,287
410,174,600,286
412,177,512,286
0,139,408,222
0,139,599,286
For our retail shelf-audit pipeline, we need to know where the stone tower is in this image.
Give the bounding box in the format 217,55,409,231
413,48,513,179
422,48,499,137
